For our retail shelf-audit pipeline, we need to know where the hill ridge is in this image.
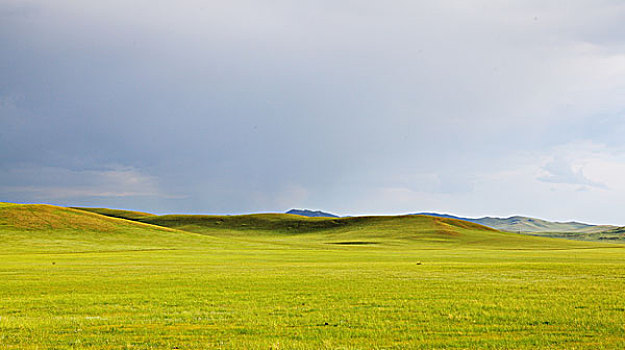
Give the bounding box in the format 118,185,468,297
285,209,339,218
3,203,617,250
414,212,617,233
0,203,208,254
68,205,609,249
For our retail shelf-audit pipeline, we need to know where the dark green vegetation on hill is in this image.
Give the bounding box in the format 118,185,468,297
2,203,625,349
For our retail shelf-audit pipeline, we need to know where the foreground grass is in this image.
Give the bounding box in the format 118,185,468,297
1,203,625,349
2,245,625,349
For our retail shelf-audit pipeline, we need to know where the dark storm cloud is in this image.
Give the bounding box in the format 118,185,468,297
1,1,625,223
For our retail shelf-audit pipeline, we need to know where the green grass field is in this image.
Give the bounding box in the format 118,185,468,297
1,203,624,349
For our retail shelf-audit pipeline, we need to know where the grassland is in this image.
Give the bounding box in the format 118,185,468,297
523,228,625,243
1,203,625,349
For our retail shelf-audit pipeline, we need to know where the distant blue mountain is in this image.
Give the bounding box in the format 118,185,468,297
286,209,339,218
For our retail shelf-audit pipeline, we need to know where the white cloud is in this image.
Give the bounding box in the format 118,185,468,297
538,157,607,188
536,141,625,190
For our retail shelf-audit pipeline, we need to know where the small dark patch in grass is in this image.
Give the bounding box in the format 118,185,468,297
329,241,377,245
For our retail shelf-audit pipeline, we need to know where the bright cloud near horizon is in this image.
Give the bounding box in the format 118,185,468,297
1,1,625,224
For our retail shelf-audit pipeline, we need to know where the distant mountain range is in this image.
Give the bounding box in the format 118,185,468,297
285,209,618,233
286,209,339,218
414,212,617,233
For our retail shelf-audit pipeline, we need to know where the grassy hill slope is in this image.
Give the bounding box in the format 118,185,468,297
527,226,625,242
416,212,616,233
476,216,616,233
3,203,610,252
70,206,155,220
0,203,211,253
73,207,602,250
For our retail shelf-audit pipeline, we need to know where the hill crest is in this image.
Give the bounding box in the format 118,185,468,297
414,212,617,233
286,209,339,218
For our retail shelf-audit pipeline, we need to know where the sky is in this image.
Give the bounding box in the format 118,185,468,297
1,1,625,224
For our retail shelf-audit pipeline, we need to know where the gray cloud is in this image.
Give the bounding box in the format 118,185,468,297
0,165,176,199
1,1,625,222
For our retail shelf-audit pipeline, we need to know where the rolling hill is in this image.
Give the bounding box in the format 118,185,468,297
72,206,600,249
416,212,617,233
5,203,618,249
69,206,156,220
285,209,339,218
0,202,209,253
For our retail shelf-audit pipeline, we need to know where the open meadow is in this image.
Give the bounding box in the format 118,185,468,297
1,203,624,349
